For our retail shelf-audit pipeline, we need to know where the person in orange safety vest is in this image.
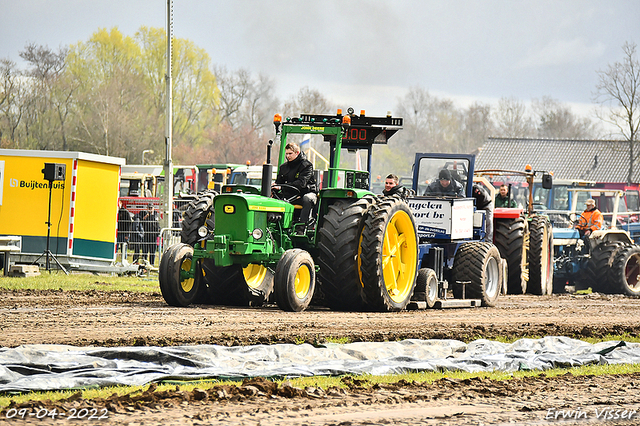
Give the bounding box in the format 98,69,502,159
575,198,603,238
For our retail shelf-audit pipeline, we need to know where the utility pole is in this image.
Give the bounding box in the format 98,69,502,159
163,0,174,229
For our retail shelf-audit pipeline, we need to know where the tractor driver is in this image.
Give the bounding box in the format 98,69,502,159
272,142,318,233
423,169,465,197
576,199,603,239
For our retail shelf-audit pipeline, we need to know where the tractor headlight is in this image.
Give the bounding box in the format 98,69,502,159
252,228,263,240
197,226,209,238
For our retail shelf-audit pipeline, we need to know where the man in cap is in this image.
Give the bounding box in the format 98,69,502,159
424,168,465,197
576,198,603,239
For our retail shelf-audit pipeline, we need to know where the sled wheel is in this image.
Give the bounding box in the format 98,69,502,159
452,242,502,307
180,191,216,246
274,249,316,312
414,268,439,309
527,216,554,295
611,245,640,296
317,197,375,311
159,243,201,307
494,217,528,294
202,261,274,306
360,196,418,311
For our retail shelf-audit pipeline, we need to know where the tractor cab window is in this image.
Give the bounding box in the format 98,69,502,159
417,157,470,196
533,186,550,210
552,186,570,210
626,191,639,211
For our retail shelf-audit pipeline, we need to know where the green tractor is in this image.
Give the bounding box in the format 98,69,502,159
159,108,418,312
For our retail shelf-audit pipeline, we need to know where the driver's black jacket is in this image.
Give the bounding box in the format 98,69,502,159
275,151,317,200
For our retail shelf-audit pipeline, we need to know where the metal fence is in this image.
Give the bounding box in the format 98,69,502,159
117,198,189,267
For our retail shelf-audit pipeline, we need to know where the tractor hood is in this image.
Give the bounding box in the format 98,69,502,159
210,194,294,266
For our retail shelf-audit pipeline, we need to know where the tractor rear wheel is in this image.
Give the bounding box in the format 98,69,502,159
201,261,274,306
527,216,554,295
317,197,375,311
360,197,418,312
610,244,640,296
274,249,316,312
159,243,201,307
180,191,216,246
493,217,528,294
588,241,627,293
452,242,501,307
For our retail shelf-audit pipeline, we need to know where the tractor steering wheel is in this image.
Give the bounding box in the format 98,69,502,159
272,183,302,203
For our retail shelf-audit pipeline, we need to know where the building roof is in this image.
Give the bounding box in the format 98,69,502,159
475,137,639,184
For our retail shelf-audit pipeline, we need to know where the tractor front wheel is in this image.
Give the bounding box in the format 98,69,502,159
274,249,316,312
360,197,418,312
159,243,201,307
413,268,439,309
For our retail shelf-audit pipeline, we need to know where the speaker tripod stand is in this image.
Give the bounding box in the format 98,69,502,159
33,179,69,275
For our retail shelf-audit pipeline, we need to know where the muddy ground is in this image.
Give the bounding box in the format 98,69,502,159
2,289,640,425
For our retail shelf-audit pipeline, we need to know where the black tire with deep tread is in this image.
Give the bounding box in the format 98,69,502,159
493,217,527,294
274,249,316,312
588,242,628,293
360,196,418,312
610,244,640,296
317,197,374,311
180,191,216,246
452,242,502,307
158,243,201,307
201,261,274,306
528,215,554,295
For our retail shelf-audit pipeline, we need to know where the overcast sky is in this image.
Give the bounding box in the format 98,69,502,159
1,0,639,119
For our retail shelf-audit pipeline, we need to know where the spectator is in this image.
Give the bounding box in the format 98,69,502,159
424,169,465,197
131,215,144,263
117,200,134,258
472,184,494,241
382,173,410,198
495,184,517,208
135,204,160,265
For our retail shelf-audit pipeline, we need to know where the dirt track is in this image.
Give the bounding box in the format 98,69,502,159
2,289,640,425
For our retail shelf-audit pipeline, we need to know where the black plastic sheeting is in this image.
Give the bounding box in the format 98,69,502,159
0,337,638,392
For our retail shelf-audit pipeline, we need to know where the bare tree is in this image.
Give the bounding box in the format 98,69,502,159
492,97,534,138
458,102,494,154
20,43,75,150
395,86,460,154
282,87,334,118
532,96,599,139
0,59,26,145
594,41,640,184
214,66,278,133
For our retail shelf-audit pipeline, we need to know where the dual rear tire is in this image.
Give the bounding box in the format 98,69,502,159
452,242,502,307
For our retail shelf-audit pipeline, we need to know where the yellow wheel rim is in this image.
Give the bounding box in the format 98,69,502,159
180,258,195,293
382,210,418,303
243,264,268,289
294,265,311,299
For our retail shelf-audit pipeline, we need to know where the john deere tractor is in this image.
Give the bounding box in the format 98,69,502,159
159,108,418,312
